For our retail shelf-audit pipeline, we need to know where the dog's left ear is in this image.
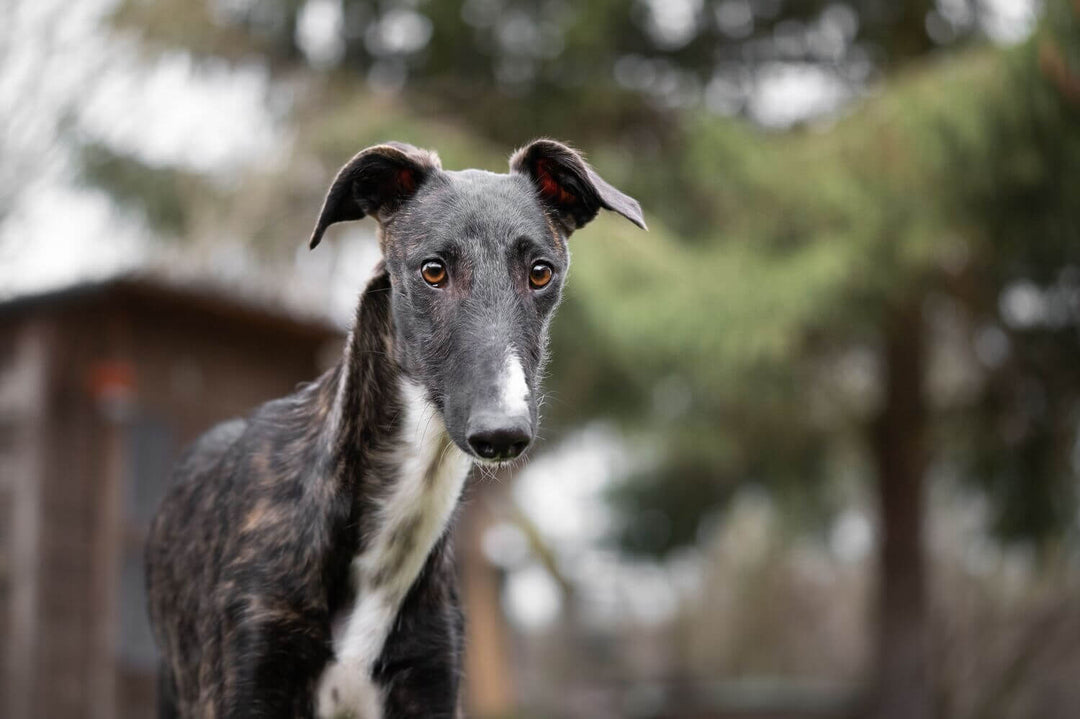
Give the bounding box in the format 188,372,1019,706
309,142,441,249
510,139,646,235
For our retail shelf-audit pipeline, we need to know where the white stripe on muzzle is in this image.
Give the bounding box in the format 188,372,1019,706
498,351,530,416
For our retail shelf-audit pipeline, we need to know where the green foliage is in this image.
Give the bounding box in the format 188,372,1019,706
942,11,1080,543
555,13,1080,556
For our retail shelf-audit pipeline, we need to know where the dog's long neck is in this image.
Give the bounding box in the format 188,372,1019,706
315,264,469,569
325,267,401,468
312,267,472,687
303,269,403,611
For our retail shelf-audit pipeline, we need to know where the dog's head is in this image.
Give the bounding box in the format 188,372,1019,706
309,139,645,464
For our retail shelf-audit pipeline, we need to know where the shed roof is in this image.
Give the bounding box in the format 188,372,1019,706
0,272,344,341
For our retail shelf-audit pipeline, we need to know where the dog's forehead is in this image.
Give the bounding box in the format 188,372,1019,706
405,169,555,249
445,168,529,202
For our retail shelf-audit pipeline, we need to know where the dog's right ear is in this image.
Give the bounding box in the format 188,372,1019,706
308,143,441,249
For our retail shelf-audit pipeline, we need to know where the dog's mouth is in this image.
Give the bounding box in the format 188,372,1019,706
467,452,527,469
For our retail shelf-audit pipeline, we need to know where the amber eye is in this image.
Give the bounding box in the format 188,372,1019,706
421,260,447,287
529,262,554,289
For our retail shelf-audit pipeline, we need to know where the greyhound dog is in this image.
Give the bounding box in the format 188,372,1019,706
145,139,645,719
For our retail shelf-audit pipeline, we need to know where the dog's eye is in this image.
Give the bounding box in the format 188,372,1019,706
528,262,553,290
421,260,447,288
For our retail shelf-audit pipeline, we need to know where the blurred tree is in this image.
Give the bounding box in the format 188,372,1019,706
948,0,1080,547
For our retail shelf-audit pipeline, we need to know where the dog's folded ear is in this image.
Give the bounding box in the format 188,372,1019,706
309,142,441,249
510,139,646,235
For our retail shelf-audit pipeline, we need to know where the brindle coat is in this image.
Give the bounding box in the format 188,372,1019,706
146,139,644,719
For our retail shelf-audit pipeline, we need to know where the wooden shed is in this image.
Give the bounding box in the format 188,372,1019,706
0,276,343,719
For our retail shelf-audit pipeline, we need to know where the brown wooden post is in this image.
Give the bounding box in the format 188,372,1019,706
87,314,134,719
460,477,515,718
5,319,51,719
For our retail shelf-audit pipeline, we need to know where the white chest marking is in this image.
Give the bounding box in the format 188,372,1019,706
316,379,471,719
498,351,530,416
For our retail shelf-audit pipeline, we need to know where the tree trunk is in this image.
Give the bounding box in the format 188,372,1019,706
871,303,933,719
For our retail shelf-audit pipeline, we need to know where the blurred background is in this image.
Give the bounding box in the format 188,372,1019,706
1,0,1079,718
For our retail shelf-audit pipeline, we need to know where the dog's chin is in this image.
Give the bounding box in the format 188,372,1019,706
468,454,517,469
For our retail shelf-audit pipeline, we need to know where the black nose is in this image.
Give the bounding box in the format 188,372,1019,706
466,414,532,461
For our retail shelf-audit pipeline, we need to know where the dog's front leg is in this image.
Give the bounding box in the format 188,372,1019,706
374,540,465,719
222,607,331,719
